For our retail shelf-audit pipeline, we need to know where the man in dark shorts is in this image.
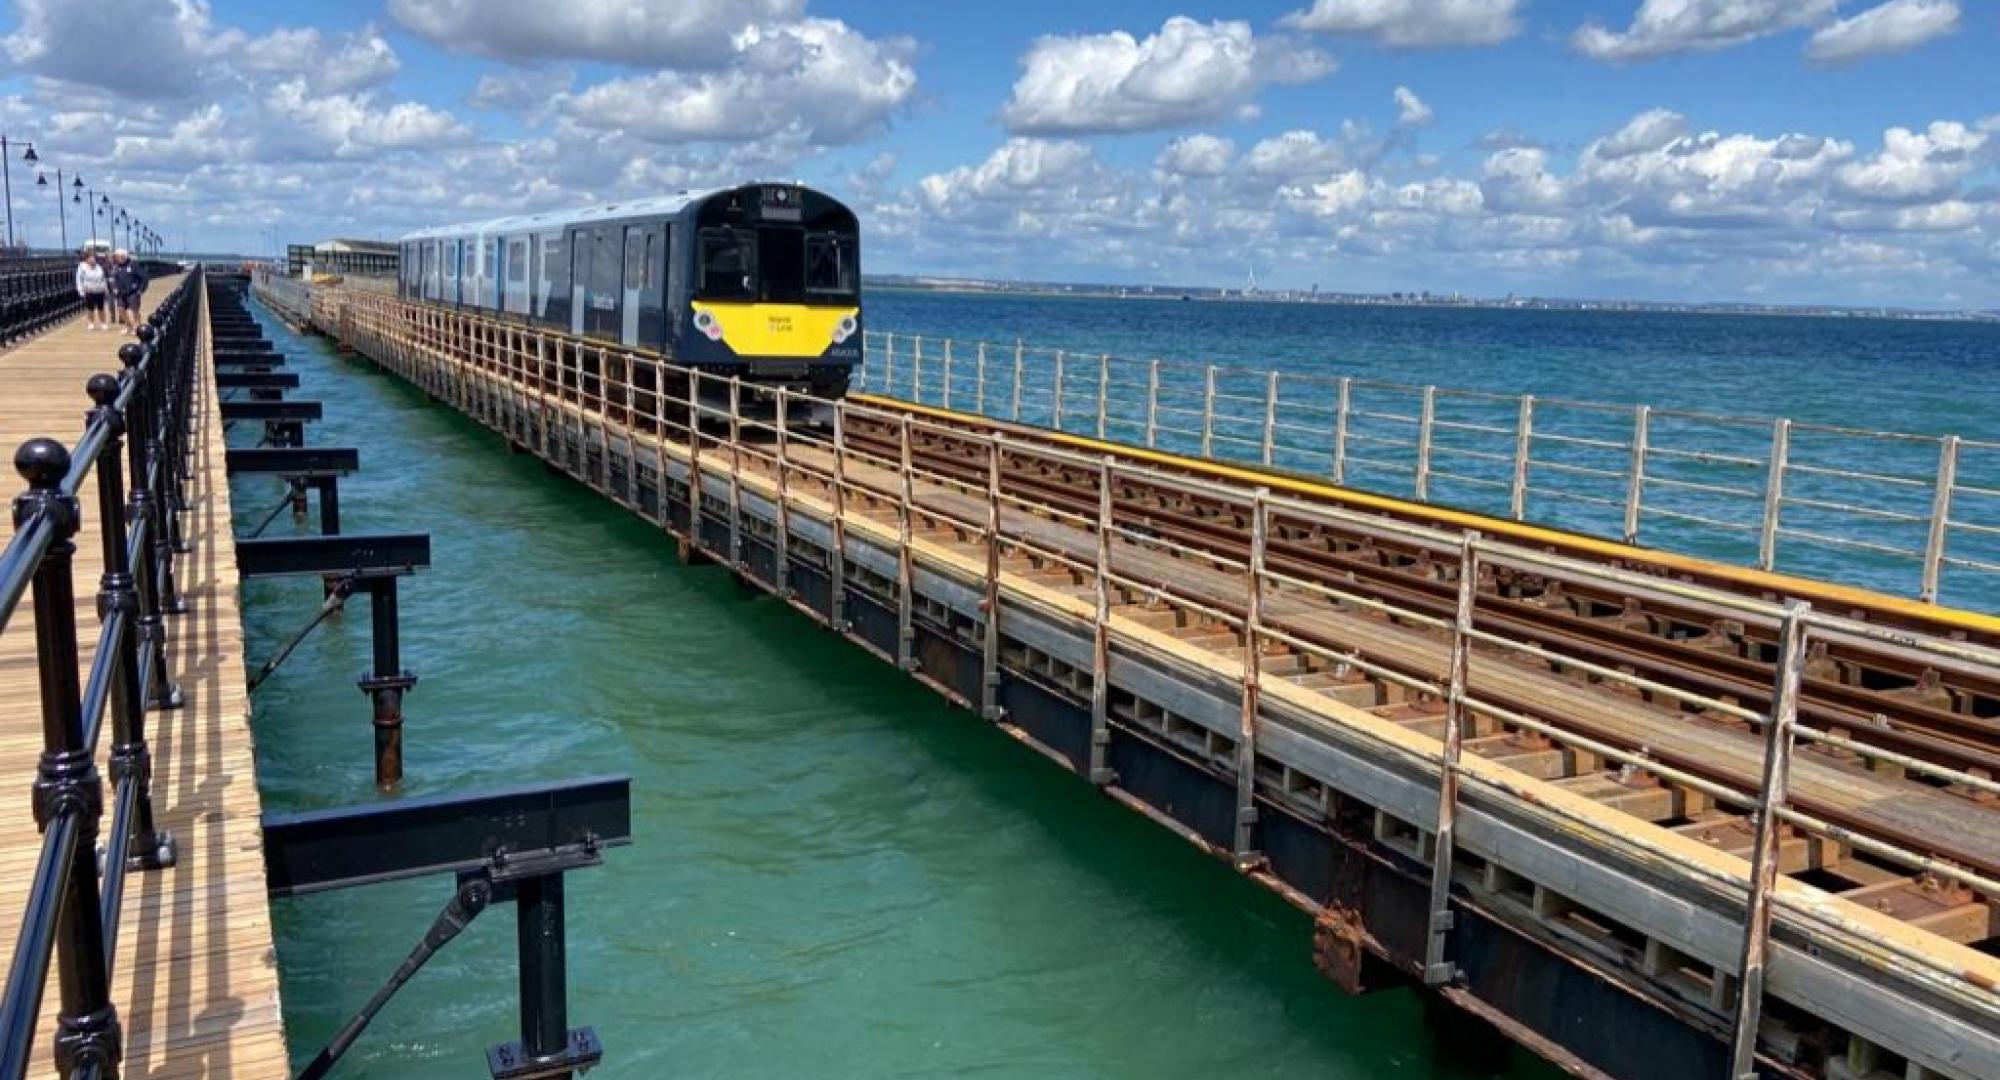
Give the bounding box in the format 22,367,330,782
110,249,146,334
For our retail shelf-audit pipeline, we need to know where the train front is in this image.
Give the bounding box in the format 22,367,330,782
681,184,861,410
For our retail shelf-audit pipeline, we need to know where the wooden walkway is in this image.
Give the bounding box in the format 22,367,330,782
0,287,287,1075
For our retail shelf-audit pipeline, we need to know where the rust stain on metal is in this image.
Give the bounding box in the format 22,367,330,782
1312,904,1376,995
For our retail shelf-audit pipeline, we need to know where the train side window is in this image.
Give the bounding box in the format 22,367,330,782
805,234,856,299
699,228,756,301
508,239,527,285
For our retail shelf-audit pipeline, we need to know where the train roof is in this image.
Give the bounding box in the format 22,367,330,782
396,182,850,243
398,190,719,242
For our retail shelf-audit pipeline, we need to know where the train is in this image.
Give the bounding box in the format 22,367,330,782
396,182,861,399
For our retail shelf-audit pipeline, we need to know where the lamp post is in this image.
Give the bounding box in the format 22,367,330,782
2,135,38,250
35,168,71,250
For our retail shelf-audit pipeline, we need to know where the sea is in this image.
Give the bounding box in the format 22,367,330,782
236,291,1998,1077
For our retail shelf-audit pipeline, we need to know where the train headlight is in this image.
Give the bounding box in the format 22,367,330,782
694,309,723,341
830,314,858,345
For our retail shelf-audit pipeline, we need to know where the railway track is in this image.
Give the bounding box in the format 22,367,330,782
778,403,2000,947
842,406,2000,777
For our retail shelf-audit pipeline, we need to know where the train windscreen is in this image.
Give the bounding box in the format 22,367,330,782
698,226,857,305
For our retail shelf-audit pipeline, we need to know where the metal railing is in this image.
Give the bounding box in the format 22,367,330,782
0,271,199,1079
857,332,2000,609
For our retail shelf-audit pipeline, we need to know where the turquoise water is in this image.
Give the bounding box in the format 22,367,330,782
867,291,2000,610
234,304,1552,1078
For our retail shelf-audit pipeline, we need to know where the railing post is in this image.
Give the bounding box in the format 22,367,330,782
1089,458,1116,786
683,368,702,560
727,377,743,570
119,344,182,709
1921,435,1959,603
13,439,121,1076
1261,372,1279,466
1094,354,1110,439
880,332,894,395
1200,365,1216,457
1333,376,1351,484
896,415,916,670
975,342,987,415
1423,531,1480,986
829,404,850,630
1415,385,1436,501
1624,405,1650,544
1235,491,1269,865
1011,342,1025,422
1052,350,1066,430
1729,601,1810,1079
941,339,953,410
981,436,1004,721
911,336,924,404
1759,419,1791,572
87,376,175,873
1144,359,1160,449
773,387,791,597
1510,395,1534,521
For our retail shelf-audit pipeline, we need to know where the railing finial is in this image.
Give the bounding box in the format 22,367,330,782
13,436,69,489
117,342,143,368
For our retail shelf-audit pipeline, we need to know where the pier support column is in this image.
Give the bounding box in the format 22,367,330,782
357,577,417,790
487,872,602,1079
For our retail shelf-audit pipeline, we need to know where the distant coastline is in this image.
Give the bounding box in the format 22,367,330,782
865,275,2000,325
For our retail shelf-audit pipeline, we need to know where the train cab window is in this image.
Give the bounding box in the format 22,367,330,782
805,234,857,300
699,228,757,301
758,227,804,304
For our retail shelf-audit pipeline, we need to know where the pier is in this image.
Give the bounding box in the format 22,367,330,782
0,272,286,1074
258,272,2000,1080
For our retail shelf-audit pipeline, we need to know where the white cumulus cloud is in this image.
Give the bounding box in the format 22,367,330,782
387,0,804,67
559,18,916,146
1805,0,1961,66
1157,135,1237,177
1280,0,1523,47
1573,0,1836,62
1834,121,1987,203
1393,86,1433,125
1000,17,1335,136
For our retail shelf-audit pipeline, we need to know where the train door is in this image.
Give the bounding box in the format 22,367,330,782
542,231,568,329
568,228,587,336
639,223,669,347
620,222,662,346
585,225,622,340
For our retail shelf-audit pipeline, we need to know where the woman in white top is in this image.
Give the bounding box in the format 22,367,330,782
74,250,109,331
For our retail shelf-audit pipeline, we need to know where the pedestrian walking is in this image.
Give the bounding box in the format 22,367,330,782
74,248,109,330
110,248,147,333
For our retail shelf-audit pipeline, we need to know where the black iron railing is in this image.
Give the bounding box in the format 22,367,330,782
0,269,200,1078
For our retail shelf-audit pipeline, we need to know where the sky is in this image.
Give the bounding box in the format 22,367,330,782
0,0,1995,308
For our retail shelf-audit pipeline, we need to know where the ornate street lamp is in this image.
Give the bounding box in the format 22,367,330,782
35,169,71,249
0,136,36,249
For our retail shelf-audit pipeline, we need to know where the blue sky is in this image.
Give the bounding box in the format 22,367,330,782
1,1,1994,306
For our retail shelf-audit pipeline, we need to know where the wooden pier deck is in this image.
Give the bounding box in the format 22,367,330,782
0,289,287,1075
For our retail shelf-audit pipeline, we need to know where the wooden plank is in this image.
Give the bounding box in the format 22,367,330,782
0,286,290,1075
